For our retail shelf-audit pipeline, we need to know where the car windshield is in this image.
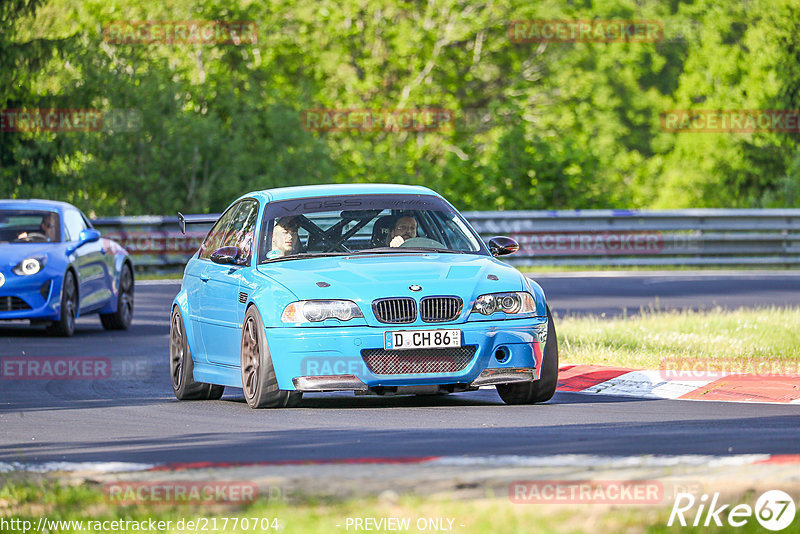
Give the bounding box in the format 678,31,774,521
0,209,61,243
259,194,486,263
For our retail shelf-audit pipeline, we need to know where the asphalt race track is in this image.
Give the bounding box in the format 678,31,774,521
540,271,800,316
1,272,799,467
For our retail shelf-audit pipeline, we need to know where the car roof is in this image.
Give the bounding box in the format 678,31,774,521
0,199,76,212
237,183,441,204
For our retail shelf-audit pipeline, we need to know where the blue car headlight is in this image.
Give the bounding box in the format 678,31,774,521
13,257,46,276
470,291,536,317
281,300,364,323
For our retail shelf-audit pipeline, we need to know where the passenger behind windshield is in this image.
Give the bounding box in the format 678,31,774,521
267,216,302,259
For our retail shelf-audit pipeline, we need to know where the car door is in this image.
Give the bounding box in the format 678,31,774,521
188,205,237,362
196,200,259,367
63,209,108,312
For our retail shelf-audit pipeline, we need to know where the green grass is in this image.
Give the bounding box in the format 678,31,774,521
557,306,800,370
3,480,797,533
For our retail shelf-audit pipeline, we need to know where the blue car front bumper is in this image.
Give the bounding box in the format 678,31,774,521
264,317,548,391
0,269,61,321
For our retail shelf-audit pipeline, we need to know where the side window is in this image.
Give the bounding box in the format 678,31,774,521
198,204,238,259
63,210,87,241
226,200,258,262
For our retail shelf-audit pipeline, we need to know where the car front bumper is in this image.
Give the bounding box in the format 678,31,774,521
265,316,548,391
0,269,61,321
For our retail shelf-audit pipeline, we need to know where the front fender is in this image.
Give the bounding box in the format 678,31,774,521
524,276,549,318
243,270,299,327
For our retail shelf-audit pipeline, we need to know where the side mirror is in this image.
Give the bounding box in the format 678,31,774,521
78,228,101,245
67,229,101,255
210,246,245,266
488,236,519,257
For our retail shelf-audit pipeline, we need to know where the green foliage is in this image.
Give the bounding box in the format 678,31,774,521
1,0,799,215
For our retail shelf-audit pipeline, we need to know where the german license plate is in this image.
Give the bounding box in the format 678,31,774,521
384,329,461,350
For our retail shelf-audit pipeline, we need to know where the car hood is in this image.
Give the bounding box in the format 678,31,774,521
255,253,526,325
0,243,60,272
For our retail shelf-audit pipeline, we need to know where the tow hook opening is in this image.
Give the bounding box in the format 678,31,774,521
494,346,510,363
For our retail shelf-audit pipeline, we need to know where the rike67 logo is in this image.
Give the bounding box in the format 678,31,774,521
669,490,796,531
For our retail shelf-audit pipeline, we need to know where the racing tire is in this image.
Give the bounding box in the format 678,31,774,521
240,306,302,409
47,270,77,337
100,263,134,330
496,306,558,405
170,307,225,400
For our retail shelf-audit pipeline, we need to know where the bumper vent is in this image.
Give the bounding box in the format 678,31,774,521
372,297,416,324
420,296,462,323
0,296,31,312
40,280,52,301
361,345,477,375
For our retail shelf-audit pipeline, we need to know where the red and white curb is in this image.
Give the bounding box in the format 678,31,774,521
3,454,800,474
558,365,800,404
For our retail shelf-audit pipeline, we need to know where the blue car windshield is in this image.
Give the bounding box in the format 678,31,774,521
259,194,487,263
0,209,61,243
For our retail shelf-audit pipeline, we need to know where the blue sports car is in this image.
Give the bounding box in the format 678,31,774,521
171,184,557,408
0,199,134,336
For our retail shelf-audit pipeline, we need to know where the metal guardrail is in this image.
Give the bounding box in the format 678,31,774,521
92,209,800,269
463,209,800,266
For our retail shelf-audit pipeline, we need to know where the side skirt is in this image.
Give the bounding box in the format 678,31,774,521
192,362,243,388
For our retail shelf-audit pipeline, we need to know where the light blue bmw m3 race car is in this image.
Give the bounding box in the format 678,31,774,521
170,184,557,408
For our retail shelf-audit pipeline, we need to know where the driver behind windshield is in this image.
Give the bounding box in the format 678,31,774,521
16,212,58,242
268,216,301,258
389,215,418,247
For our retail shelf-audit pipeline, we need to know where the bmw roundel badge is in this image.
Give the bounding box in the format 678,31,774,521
409,284,422,292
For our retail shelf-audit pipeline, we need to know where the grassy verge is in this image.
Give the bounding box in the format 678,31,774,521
557,306,800,370
2,480,795,534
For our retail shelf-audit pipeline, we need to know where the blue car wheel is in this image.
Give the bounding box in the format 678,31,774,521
47,270,77,337
241,306,302,409
100,263,134,330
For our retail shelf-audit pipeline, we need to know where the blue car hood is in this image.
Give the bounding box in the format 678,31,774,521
256,253,525,323
0,244,59,272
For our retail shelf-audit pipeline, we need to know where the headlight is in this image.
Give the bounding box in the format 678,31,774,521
471,291,536,316
281,300,364,323
13,257,46,276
